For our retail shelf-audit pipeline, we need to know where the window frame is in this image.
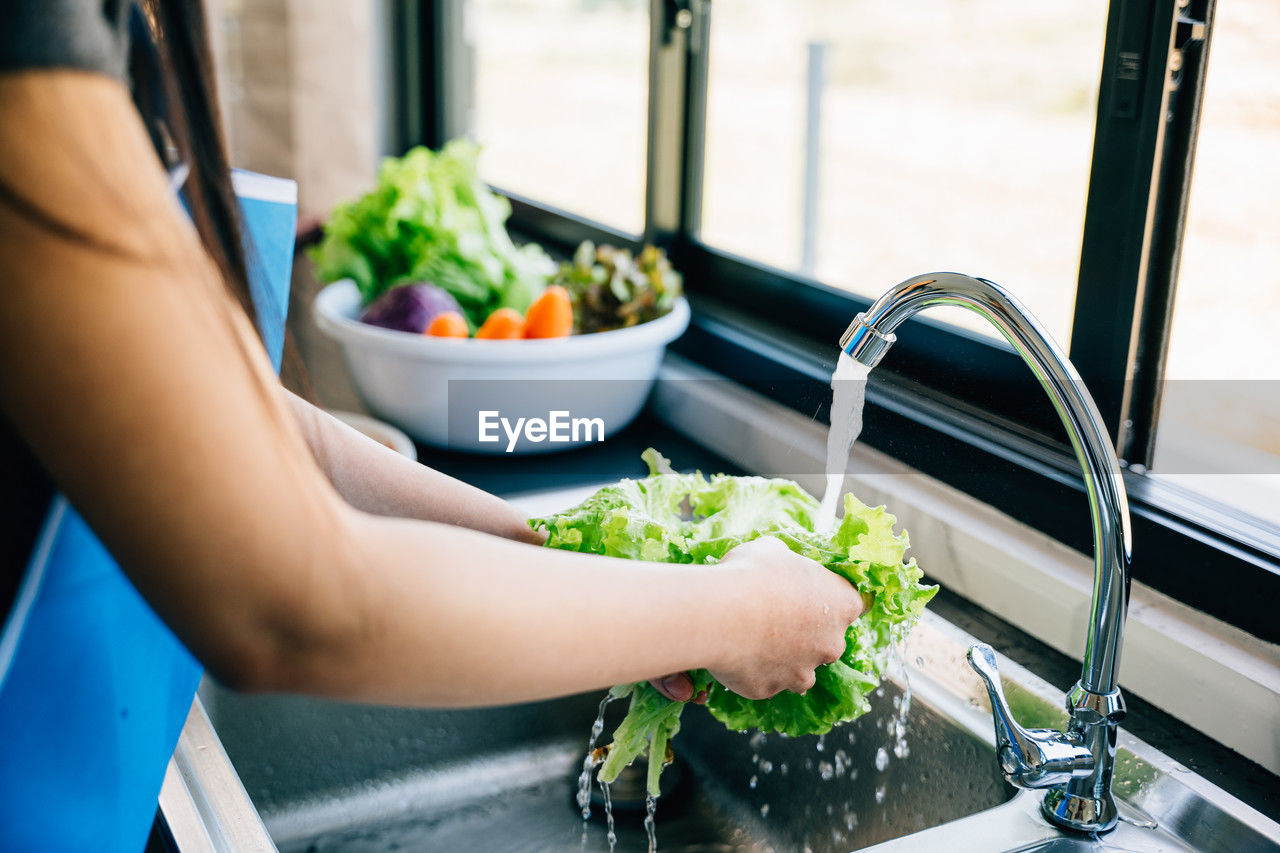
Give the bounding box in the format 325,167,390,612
393,0,1279,641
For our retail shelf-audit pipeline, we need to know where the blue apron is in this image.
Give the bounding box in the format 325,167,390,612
0,170,297,852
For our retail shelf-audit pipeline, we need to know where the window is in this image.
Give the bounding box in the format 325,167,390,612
462,0,650,235
402,0,1280,639
1151,0,1280,528
699,0,1108,344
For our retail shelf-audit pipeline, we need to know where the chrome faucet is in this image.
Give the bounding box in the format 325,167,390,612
840,272,1133,833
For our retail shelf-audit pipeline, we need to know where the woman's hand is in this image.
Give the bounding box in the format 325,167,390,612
650,536,867,702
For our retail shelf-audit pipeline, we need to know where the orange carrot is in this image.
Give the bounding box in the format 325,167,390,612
424,311,469,338
523,285,574,338
475,307,525,339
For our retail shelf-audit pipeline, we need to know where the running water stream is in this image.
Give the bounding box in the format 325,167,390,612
643,794,658,853
818,352,871,529
579,696,619,851
600,777,617,850
578,695,616,820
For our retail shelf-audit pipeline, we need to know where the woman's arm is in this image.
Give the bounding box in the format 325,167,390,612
0,70,862,707
282,391,542,544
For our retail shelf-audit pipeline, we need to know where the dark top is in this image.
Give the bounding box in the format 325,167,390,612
0,0,134,619
0,0,132,79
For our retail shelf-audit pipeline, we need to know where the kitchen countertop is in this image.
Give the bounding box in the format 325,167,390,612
414,413,1280,822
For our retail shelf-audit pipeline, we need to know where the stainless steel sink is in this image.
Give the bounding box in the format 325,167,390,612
198,486,1280,852
201,639,1010,852
671,674,1011,851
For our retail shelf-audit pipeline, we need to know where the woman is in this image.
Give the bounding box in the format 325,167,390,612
0,2,864,849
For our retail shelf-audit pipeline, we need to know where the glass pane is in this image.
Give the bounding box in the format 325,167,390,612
466,0,649,234
698,1,1108,344
1152,0,1280,529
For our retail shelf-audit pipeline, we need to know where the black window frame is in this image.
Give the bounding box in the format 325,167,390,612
391,0,1280,642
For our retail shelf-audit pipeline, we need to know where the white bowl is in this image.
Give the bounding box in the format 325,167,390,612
314,280,690,453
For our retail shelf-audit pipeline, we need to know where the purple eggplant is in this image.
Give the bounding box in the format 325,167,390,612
359,283,462,334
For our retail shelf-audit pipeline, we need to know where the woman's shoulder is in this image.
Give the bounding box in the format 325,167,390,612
0,0,134,81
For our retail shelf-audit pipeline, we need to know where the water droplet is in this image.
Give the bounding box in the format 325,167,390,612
875,785,887,804
749,774,758,789
818,761,835,781
759,760,774,774
760,803,770,819
875,747,890,771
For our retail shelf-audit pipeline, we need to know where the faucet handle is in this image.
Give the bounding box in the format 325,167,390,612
966,644,1094,790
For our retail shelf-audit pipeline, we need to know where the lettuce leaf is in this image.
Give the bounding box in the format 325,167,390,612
529,450,938,794
308,141,554,327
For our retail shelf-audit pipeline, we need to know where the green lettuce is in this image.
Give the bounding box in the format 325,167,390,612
308,141,554,327
530,449,938,795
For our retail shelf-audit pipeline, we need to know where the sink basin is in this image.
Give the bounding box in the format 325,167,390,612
201,635,1010,851
672,676,1011,850
199,485,1280,852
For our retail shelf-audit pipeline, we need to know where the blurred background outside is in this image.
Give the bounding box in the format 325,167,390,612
208,0,1280,524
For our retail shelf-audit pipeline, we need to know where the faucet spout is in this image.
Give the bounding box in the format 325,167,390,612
840,272,1133,833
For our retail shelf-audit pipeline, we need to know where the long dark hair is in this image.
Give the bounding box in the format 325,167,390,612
135,0,255,323
136,0,312,394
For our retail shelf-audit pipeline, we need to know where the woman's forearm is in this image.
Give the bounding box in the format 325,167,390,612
283,390,540,544
269,510,752,706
